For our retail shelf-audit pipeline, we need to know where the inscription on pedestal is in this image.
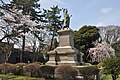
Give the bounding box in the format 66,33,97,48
58,28,74,47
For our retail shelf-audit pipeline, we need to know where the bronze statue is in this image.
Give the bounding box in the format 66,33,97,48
63,9,70,28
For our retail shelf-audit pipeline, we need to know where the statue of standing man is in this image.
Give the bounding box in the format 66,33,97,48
63,9,70,28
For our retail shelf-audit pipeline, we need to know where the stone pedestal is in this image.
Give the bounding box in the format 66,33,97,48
47,28,78,66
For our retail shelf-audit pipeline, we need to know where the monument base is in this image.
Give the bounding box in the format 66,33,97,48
47,61,77,66
46,61,57,65
46,46,78,66
46,28,82,66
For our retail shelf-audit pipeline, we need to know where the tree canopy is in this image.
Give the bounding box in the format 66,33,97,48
74,25,100,52
111,40,120,57
74,25,100,61
103,57,120,80
43,5,63,50
89,42,115,63
11,0,42,21
0,0,64,63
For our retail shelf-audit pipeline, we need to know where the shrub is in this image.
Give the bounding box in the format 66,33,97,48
24,63,41,77
55,65,78,80
102,57,120,80
79,65,99,80
101,75,112,80
0,63,13,74
97,62,104,68
11,63,26,75
39,65,56,78
14,63,26,67
33,62,42,65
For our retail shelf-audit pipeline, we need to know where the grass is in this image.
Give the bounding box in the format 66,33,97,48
101,75,120,80
0,74,45,80
0,74,120,80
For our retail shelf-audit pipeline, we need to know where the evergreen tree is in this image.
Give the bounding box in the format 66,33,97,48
74,25,100,61
103,57,120,80
43,5,63,50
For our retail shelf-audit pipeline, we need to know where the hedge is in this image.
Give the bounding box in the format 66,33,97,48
79,65,100,80
55,65,78,80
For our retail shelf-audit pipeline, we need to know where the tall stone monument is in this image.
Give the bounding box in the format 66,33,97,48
46,9,80,65
46,28,78,65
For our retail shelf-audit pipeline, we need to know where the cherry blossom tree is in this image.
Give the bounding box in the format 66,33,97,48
88,42,115,63
0,0,42,62
0,0,64,63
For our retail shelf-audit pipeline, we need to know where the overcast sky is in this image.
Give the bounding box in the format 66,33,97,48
40,0,120,30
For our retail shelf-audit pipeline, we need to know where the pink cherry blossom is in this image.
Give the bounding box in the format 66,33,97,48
89,42,115,62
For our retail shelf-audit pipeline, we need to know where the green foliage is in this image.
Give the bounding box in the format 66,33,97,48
11,66,23,75
55,65,78,80
102,57,120,80
101,75,120,80
0,74,16,79
0,74,45,80
11,63,26,75
74,25,100,52
11,76,44,80
111,41,120,57
43,5,63,29
11,0,41,21
79,65,99,80
43,5,63,50
74,25,100,62
101,75,112,80
39,65,56,78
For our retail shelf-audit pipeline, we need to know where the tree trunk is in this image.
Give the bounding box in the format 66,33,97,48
49,31,55,51
21,35,25,62
21,27,25,62
96,74,100,80
32,38,36,62
112,74,117,80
